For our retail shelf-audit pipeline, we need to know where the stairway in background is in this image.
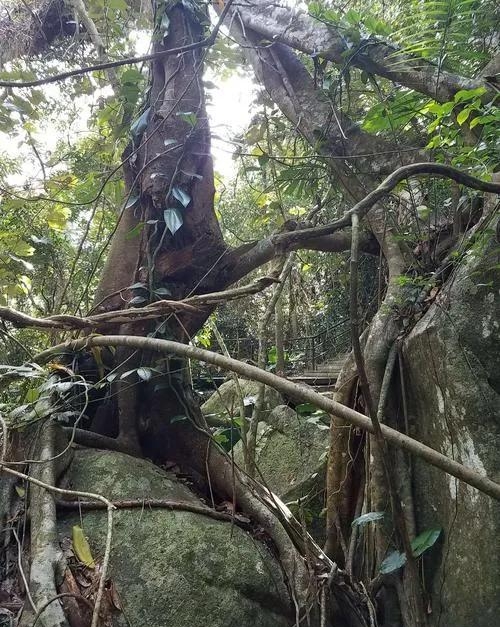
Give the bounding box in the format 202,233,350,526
287,354,349,394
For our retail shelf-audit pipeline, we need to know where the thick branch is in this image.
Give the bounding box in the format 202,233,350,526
228,230,373,284
232,0,494,103
35,335,500,502
274,163,500,248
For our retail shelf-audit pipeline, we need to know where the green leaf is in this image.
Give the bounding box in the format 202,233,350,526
160,12,170,37
296,403,318,415
352,511,385,527
129,295,147,305
454,87,486,103
170,415,187,423
172,187,191,208
137,367,153,381
130,107,150,142
213,432,229,445
176,111,197,127
72,525,95,568
120,369,138,379
411,528,441,557
456,108,471,125
267,345,277,364
125,193,140,209
25,387,40,403
380,550,407,574
46,206,70,232
345,9,361,24
417,205,431,220
164,208,183,235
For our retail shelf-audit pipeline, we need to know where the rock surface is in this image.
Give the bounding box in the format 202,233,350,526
201,378,282,423
235,405,329,542
403,234,500,627
59,449,292,627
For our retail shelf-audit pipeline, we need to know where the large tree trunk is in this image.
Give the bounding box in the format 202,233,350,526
91,4,228,456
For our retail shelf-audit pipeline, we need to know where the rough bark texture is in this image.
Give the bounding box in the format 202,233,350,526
233,0,493,103
402,226,500,627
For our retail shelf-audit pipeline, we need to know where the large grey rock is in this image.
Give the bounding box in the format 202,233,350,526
201,378,282,423
59,449,292,627
247,405,328,500
235,405,329,542
403,235,500,627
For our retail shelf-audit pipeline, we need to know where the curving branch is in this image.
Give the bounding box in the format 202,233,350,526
0,276,280,332
34,334,500,502
0,0,235,88
230,0,494,103
273,162,500,249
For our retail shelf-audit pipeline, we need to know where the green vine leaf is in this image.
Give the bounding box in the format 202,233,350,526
164,208,183,234
172,187,191,208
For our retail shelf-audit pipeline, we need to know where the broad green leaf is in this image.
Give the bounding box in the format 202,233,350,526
170,415,187,423
411,528,441,557
125,193,140,209
25,387,40,403
72,525,95,568
129,295,147,305
172,187,190,208
137,367,153,381
46,206,70,232
160,12,170,37
296,403,318,414
352,511,385,527
454,87,486,103
10,239,35,257
456,108,471,125
130,107,150,141
380,550,407,574
267,345,277,364
417,205,431,220
120,369,138,379
164,208,183,234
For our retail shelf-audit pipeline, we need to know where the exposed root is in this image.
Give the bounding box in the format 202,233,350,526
18,421,69,627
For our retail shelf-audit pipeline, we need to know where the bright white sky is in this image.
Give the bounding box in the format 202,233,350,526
5,12,258,187
4,67,256,189
207,74,256,176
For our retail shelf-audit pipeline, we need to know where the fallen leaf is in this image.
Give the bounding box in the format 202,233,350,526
72,526,95,569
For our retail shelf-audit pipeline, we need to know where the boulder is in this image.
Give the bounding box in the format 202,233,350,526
201,378,282,423
235,405,329,542
58,449,292,627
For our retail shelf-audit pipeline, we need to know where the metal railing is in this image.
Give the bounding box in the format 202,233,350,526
211,318,351,373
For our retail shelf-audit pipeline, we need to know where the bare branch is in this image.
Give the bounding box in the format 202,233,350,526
274,163,500,248
0,0,235,88
33,334,500,502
